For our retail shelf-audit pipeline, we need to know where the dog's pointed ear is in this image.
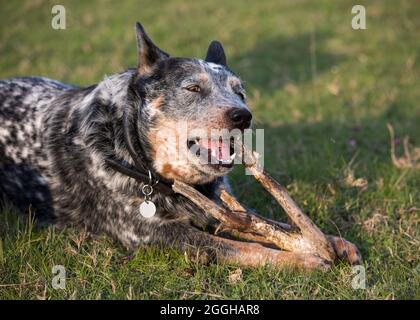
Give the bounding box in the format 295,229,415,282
135,22,169,75
205,40,227,66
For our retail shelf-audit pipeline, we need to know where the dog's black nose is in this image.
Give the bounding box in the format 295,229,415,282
227,108,252,129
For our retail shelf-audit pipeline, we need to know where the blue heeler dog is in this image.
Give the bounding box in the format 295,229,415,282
0,23,358,269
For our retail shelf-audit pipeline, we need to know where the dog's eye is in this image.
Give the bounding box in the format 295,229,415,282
236,91,246,101
184,85,201,93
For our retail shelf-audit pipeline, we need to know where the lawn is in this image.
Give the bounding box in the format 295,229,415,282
0,0,419,299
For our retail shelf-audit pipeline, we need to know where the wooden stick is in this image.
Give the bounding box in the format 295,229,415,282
172,141,364,264
220,190,292,231
172,180,251,231
173,181,319,256
242,147,336,261
215,227,274,246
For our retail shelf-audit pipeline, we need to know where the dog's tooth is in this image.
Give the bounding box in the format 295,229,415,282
230,153,236,160
220,156,234,164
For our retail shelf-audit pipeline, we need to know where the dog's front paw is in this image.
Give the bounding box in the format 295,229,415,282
328,235,362,265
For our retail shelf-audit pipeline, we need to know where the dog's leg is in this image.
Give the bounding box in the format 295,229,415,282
126,221,330,270
219,189,362,265
327,235,362,265
220,227,361,266
173,180,362,265
212,235,331,270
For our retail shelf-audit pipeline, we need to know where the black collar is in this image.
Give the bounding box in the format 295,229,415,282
104,156,174,195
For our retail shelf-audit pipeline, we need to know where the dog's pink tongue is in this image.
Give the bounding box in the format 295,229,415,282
200,139,231,161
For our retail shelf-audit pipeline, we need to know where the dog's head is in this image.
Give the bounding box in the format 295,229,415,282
130,23,252,185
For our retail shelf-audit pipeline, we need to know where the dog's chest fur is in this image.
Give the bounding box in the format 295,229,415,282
0,73,221,249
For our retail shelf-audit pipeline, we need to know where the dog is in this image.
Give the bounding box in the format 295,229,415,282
0,23,352,269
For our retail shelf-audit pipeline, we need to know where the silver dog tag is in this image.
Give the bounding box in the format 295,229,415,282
139,171,158,218
139,200,156,218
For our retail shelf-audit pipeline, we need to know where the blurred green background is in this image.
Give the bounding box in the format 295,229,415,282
0,0,419,299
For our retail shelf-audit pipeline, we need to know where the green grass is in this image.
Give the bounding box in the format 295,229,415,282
0,0,419,299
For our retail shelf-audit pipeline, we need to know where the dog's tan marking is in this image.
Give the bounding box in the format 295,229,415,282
147,117,194,182
138,49,153,75
162,163,173,176
328,235,362,265
213,236,330,270
159,162,199,182
199,73,210,82
150,95,165,109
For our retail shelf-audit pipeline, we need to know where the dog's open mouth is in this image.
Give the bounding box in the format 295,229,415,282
187,137,237,168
